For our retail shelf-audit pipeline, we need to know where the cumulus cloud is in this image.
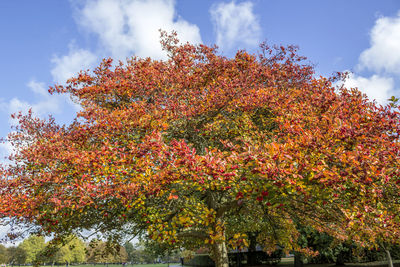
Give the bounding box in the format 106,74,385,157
0,141,14,164
0,142,13,156
51,44,97,84
1,0,203,148
2,81,62,121
0,45,89,128
0,81,66,161
210,1,261,51
74,0,202,60
358,11,400,74
0,225,10,243
343,72,394,105
341,11,400,104
0,46,94,161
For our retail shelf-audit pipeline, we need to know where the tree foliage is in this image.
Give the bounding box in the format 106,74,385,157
7,246,27,265
123,240,166,264
140,238,181,263
46,235,86,264
18,235,45,264
0,244,7,264
1,33,400,267
86,239,127,263
123,241,137,263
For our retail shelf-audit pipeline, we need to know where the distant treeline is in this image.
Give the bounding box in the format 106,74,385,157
0,235,178,265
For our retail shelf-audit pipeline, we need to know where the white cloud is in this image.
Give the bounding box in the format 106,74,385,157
358,11,400,74
51,44,97,84
0,225,11,245
75,0,202,60
2,81,62,121
0,141,14,165
0,142,13,156
210,1,261,51
1,66,82,131
343,72,394,105
0,46,92,161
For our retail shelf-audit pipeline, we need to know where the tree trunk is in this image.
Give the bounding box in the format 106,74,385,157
385,249,393,267
212,240,229,267
206,192,229,267
247,232,258,266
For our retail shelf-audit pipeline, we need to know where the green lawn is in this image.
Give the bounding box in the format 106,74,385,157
278,257,400,267
68,264,180,267
39,259,400,267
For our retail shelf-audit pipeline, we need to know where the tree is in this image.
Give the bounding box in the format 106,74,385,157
124,241,137,263
140,237,181,263
18,235,45,264
7,246,26,265
69,236,86,263
86,239,127,263
46,235,86,264
123,241,160,264
1,32,400,267
0,244,7,264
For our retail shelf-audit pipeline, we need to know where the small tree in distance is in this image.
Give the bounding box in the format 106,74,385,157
86,239,127,263
1,32,400,267
0,244,7,264
124,241,136,263
46,235,86,265
7,246,26,265
18,235,45,265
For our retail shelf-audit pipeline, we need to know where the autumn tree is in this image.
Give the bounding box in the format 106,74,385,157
1,33,400,267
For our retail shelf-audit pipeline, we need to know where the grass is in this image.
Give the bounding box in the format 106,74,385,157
279,257,295,264
47,259,400,267
277,257,400,267
43,264,180,267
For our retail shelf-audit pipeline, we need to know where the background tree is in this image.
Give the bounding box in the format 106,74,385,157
0,244,7,264
46,235,86,264
124,241,139,263
18,235,45,264
1,33,400,267
140,238,180,263
128,241,158,264
7,246,26,265
69,236,86,263
86,239,127,263
124,242,160,264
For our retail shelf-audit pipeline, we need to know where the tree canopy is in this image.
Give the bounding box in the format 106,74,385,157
1,33,400,267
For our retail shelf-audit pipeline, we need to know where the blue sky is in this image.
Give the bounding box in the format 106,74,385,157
1,0,400,159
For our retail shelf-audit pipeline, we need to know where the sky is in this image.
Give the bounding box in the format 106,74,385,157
1,0,400,241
